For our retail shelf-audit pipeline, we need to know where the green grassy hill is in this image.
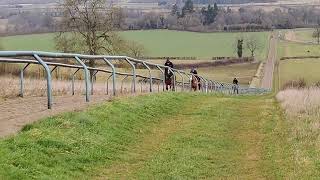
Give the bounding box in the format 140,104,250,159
0,30,270,60
1,93,317,179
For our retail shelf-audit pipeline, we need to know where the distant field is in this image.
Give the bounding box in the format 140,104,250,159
132,59,258,85
279,59,320,87
278,41,320,57
184,63,259,85
293,29,314,42
0,30,270,60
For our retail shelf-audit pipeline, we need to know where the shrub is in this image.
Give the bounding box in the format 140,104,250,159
314,81,320,88
282,78,307,90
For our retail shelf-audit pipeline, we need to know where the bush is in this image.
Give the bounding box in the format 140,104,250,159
314,81,320,88
282,78,307,90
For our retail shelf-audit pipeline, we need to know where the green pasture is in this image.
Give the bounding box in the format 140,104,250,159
146,59,259,85
293,28,316,43
279,41,320,57
0,30,270,60
279,59,320,87
184,62,259,85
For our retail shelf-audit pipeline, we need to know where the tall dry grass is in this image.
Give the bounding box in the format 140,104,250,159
276,88,320,175
0,76,158,99
276,88,320,117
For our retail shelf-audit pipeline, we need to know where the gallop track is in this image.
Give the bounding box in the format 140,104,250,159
0,93,296,179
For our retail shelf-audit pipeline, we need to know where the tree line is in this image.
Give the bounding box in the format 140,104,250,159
2,1,320,34
126,1,320,32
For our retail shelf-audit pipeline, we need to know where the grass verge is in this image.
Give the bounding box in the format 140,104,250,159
0,93,192,179
0,93,315,179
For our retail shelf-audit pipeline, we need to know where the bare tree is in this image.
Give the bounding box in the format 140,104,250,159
55,0,126,69
313,24,320,44
246,35,260,57
125,41,146,58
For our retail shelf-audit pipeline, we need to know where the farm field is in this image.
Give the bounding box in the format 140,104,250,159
277,30,320,88
293,28,315,42
0,30,270,60
149,59,259,85
186,62,259,85
279,59,320,87
1,93,315,179
278,41,320,57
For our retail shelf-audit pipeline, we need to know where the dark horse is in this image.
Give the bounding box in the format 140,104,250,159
165,73,175,91
191,75,201,91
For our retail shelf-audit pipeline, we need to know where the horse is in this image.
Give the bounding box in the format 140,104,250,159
165,74,175,91
191,75,201,91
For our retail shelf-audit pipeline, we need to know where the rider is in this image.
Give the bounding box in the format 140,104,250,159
233,78,239,94
164,58,174,90
164,58,173,77
190,68,201,90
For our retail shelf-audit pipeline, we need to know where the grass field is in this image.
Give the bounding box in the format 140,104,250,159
149,59,259,85
279,59,320,87
0,30,270,60
186,63,259,85
279,41,320,57
293,28,316,43
2,92,317,179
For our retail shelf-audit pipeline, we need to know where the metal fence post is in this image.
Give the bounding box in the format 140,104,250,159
71,68,80,96
50,66,58,74
176,71,184,92
103,58,116,96
121,75,129,94
182,72,192,92
74,56,91,102
156,65,165,91
19,63,30,97
210,80,214,92
142,62,153,92
106,74,113,95
33,54,52,109
199,76,208,93
125,58,136,93
91,70,99,95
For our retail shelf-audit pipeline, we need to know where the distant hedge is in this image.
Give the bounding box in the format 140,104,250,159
141,57,197,60
280,56,320,60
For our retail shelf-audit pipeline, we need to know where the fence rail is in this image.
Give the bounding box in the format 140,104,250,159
0,51,270,109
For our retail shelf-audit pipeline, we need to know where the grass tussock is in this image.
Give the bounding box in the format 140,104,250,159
276,88,320,177
277,87,320,116
281,78,307,90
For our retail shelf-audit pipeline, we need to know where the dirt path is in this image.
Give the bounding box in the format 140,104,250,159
0,95,113,138
261,33,278,89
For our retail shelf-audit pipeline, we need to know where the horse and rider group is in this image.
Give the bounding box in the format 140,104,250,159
164,58,239,94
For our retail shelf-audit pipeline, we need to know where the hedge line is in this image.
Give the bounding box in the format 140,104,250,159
280,56,320,60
